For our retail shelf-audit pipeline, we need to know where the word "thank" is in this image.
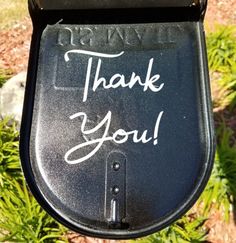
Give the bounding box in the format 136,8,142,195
64,50,164,102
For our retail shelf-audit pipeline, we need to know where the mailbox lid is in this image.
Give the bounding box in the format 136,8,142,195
21,20,214,239
34,0,199,10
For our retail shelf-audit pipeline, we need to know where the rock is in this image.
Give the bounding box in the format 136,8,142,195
0,71,27,123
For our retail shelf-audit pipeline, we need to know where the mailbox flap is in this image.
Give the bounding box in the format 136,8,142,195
29,0,207,24
21,1,214,240
34,0,199,10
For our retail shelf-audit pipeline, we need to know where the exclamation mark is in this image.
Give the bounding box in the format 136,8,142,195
153,111,164,146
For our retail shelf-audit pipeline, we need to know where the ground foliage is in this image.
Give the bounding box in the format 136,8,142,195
0,69,13,88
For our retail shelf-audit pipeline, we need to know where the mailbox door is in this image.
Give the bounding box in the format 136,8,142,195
21,5,214,239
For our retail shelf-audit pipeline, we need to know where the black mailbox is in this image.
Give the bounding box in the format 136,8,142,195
20,0,215,239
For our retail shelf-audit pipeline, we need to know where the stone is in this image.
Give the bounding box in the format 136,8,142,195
0,71,27,123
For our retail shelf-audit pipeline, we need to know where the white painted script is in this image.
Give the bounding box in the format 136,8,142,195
64,111,164,165
63,49,165,165
64,50,164,102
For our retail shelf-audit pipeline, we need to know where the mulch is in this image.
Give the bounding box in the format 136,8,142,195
0,17,32,74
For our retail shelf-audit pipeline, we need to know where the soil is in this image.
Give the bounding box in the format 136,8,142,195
205,0,236,27
0,17,31,74
205,210,236,243
0,1,235,243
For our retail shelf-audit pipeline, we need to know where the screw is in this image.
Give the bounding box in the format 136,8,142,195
112,186,120,195
113,162,120,171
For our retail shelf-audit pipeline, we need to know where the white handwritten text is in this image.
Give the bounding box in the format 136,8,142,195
64,111,164,165
64,50,164,102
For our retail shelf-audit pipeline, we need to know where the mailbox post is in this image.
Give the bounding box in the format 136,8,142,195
20,0,215,239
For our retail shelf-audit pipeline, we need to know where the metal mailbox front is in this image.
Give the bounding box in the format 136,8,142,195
20,0,215,239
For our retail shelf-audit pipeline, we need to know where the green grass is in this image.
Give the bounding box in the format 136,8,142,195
0,118,21,183
0,69,13,88
207,26,236,73
133,216,207,243
198,124,235,221
0,177,67,242
0,0,28,29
